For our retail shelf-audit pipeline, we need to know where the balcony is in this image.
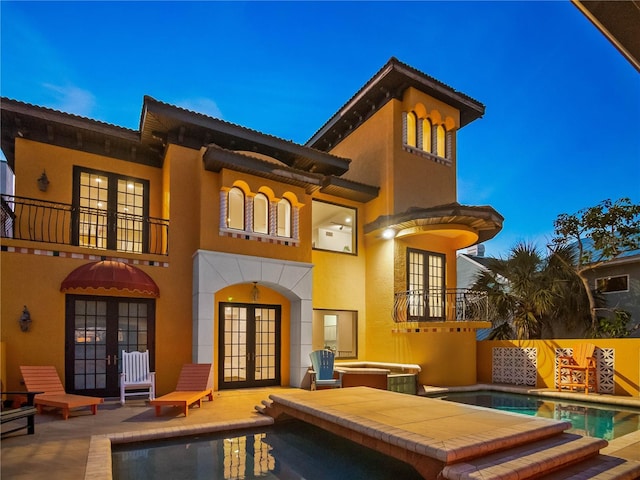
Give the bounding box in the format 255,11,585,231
1,194,169,256
393,288,489,323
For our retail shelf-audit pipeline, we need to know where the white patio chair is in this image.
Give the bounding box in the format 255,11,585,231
120,350,156,405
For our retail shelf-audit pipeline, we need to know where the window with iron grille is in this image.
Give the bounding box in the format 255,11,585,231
407,248,445,320
73,167,149,253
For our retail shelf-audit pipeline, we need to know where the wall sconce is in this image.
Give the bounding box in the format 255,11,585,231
19,305,32,332
37,170,50,192
251,282,260,302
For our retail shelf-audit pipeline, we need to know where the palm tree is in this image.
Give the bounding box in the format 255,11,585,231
471,242,593,340
544,244,594,337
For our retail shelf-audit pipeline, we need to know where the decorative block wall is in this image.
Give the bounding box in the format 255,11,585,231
492,347,537,386
555,347,614,394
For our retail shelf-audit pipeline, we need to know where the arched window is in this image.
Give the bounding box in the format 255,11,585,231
436,125,446,158
253,193,269,234
277,198,291,237
227,187,245,230
406,112,417,147
422,118,432,153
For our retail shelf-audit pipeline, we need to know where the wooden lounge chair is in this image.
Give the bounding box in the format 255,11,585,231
557,343,598,394
120,350,156,405
309,350,343,390
19,366,103,420
149,363,213,417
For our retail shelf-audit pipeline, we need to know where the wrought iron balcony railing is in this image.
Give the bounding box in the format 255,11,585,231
393,288,489,322
1,194,169,256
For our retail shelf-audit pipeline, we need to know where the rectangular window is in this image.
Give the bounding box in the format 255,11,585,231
74,167,149,253
596,275,629,293
407,248,445,321
313,309,357,359
312,200,356,254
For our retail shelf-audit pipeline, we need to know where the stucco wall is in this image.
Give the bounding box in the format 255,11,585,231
477,339,640,397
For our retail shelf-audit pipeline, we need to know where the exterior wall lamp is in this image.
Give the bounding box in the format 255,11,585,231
37,170,50,192
382,228,396,239
19,305,32,332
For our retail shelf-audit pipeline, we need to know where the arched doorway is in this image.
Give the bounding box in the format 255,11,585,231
193,251,313,387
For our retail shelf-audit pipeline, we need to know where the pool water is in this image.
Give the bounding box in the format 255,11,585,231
436,391,640,441
112,419,423,480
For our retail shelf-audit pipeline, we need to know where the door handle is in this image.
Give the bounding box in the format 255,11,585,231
106,355,118,366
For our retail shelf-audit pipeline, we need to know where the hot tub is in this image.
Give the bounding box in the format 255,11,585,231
335,362,421,395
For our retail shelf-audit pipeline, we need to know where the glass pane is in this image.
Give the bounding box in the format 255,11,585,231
276,199,291,237
312,201,356,253
228,188,245,230
253,194,269,234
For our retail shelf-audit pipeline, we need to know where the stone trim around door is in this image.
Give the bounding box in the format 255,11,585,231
192,250,314,388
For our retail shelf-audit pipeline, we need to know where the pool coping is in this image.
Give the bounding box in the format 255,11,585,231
86,384,640,480
421,383,640,409
84,416,274,480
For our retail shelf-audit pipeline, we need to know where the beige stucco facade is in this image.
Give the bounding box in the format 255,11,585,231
1,58,503,397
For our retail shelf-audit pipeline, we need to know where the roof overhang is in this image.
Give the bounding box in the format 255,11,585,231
365,203,504,248
142,96,351,176
307,57,486,151
203,144,379,202
0,97,162,170
572,0,640,73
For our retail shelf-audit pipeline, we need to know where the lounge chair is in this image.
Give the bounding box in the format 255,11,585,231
309,350,343,390
120,350,156,405
557,343,598,394
19,366,103,420
149,363,213,417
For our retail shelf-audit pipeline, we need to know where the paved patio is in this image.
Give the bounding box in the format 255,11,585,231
1,386,639,479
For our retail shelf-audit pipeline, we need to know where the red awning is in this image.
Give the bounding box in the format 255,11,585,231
60,261,160,297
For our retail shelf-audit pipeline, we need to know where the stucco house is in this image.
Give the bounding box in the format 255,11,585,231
0,58,503,397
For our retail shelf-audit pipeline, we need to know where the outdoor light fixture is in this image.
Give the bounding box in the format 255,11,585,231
382,228,396,239
37,170,50,192
251,282,260,302
19,305,32,332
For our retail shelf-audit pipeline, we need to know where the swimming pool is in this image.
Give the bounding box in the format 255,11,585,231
112,419,423,480
434,390,640,441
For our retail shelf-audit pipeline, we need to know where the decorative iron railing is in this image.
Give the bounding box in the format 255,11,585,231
393,288,489,322
1,194,169,256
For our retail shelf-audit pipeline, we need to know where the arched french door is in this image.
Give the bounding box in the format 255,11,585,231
64,295,155,397
218,302,281,389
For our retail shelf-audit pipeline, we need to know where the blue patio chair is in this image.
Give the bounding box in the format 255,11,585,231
309,350,343,390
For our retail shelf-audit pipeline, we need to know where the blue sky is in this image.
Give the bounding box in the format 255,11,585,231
2,1,638,258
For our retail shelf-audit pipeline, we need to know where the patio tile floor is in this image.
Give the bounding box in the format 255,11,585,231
1,386,639,479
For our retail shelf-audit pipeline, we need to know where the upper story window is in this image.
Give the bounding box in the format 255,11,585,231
73,167,149,253
312,200,356,254
277,198,291,237
436,125,446,158
253,193,269,234
402,111,453,165
220,186,299,245
421,118,432,152
405,111,418,147
596,275,629,293
227,187,245,230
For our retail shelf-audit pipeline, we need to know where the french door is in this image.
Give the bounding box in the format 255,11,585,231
218,303,281,389
65,295,155,397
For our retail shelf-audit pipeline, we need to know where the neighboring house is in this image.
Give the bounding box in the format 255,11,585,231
456,245,500,340
580,245,640,337
456,244,491,291
0,58,503,395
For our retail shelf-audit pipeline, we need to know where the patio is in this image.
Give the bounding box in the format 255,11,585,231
1,386,639,480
